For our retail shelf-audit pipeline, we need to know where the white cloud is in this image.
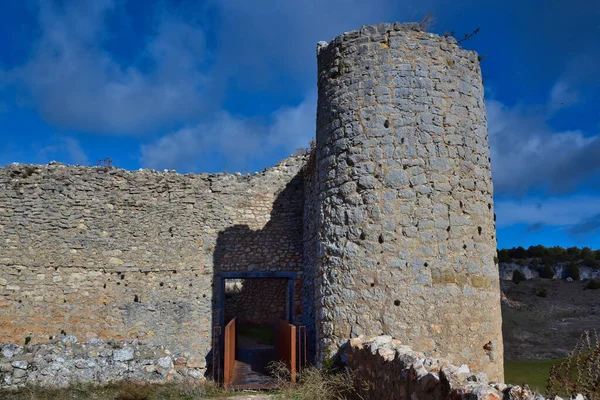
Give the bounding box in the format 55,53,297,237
6,1,209,133
140,93,316,172
495,195,600,228
549,80,580,111
213,0,405,84
37,137,89,166
487,99,600,196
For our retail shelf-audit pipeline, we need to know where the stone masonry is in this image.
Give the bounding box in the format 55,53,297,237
0,156,307,386
0,336,204,388
344,335,569,400
224,279,288,325
0,22,504,387
313,23,503,380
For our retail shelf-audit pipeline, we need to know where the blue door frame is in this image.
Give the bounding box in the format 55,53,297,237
216,271,297,329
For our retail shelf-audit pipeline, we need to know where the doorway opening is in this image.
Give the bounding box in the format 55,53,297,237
217,272,298,389
225,278,288,348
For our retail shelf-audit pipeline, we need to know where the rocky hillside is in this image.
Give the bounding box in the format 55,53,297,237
499,262,600,281
501,278,600,361
498,247,600,361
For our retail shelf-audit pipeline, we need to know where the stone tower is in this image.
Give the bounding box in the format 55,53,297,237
313,23,503,380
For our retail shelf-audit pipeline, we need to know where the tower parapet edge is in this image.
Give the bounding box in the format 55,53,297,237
313,22,503,380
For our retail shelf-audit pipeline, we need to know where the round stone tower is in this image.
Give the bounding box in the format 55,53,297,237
314,23,503,380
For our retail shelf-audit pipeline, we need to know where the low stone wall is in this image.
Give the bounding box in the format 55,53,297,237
0,336,205,389
343,336,574,400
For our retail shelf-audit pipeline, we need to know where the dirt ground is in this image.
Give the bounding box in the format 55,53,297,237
501,279,600,361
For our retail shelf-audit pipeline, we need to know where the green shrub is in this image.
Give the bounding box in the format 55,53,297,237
537,288,548,298
510,246,528,259
586,280,600,290
567,246,582,260
539,264,555,279
527,245,547,258
566,263,581,281
512,269,527,284
498,249,511,263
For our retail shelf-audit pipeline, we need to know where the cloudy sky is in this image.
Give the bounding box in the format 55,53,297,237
0,0,599,249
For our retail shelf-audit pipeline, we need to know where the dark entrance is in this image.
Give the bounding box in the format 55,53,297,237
217,271,298,389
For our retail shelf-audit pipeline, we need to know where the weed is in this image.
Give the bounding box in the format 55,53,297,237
547,330,600,399
268,361,360,400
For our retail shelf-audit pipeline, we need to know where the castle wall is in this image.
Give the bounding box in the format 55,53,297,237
0,156,307,379
314,23,503,379
224,279,288,325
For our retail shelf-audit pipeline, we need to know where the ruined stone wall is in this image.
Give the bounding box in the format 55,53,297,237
314,23,503,379
344,336,555,400
0,156,308,381
0,336,205,388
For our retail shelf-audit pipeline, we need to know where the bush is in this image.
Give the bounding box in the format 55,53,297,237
567,246,582,260
539,264,555,279
510,246,528,259
537,288,548,298
583,258,600,269
566,263,581,281
547,330,600,399
527,245,547,258
586,280,600,290
498,249,512,263
512,269,527,284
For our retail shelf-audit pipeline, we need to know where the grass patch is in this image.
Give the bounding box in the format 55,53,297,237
237,324,274,345
504,359,562,394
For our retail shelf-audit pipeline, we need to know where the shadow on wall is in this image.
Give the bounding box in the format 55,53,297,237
224,278,288,325
208,170,314,378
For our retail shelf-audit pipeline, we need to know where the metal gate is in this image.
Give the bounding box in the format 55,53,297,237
223,317,236,387
275,318,297,383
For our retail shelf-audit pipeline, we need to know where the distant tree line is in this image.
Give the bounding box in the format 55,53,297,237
498,245,600,270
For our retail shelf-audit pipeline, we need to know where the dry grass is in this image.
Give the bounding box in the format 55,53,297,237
0,380,236,400
268,361,360,400
547,329,600,399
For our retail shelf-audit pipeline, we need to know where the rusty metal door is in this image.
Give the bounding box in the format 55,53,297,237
224,317,237,387
275,318,297,383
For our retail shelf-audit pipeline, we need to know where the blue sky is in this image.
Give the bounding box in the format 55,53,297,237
0,0,599,250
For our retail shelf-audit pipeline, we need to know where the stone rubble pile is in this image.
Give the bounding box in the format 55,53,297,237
344,335,583,400
0,336,206,389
